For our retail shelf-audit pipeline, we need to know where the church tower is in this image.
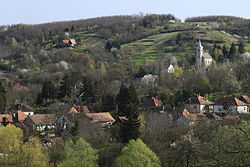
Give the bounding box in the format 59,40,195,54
196,40,204,72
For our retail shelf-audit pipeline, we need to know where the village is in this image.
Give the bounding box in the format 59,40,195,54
1,12,250,166
1,39,250,144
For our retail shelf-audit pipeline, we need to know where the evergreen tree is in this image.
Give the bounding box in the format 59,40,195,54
36,92,43,105
229,43,237,59
105,41,112,52
238,42,245,54
41,80,57,102
120,103,141,143
222,44,228,58
117,84,140,143
58,73,72,100
0,83,7,113
80,77,94,103
115,139,161,167
101,93,116,113
116,84,140,116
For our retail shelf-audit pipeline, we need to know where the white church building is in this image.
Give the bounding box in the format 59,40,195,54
196,40,213,72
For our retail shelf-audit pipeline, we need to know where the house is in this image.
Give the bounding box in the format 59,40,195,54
176,108,206,125
63,39,77,47
187,94,214,113
23,114,57,132
85,112,115,127
0,114,13,126
163,64,175,73
56,105,91,132
139,96,164,112
213,97,248,114
12,111,29,123
13,104,34,117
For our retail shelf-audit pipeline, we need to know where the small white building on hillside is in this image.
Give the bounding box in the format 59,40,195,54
163,64,175,73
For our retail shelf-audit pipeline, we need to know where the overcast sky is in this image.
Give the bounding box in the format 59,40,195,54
0,0,249,25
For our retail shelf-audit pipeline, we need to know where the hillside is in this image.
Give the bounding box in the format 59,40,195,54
0,14,250,107
120,21,241,66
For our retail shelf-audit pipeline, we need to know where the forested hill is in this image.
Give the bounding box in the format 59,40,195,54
1,14,250,105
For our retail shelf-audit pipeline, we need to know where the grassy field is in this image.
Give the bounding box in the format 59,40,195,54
120,22,240,66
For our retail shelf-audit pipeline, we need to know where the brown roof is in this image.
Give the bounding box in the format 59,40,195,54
182,108,203,121
85,112,115,123
189,94,214,105
141,96,163,108
63,40,69,44
72,105,90,113
152,97,163,107
69,39,77,45
240,95,250,104
29,114,56,125
63,39,77,45
215,97,247,106
69,106,79,113
0,114,13,123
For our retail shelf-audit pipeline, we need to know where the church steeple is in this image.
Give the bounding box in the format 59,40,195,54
196,40,204,73
197,39,203,59
198,39,203,49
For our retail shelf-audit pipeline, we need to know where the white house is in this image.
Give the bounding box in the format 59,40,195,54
213,97,248,114
187,94,214,113
163,64,175,73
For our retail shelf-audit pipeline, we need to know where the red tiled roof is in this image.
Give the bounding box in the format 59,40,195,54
72,105,90,113
182,108,202,121
85,112,115,123
215,97,247,106
152,97,163,107
0,114,13,123
10,83,22,88
63,39,77,45
17,111,28,123
63,40,69,44
240,95,250,104
189,94,214,105
69,39,77,45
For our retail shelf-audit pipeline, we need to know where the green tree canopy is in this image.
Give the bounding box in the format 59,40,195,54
204,121,250,166
0,125,48,167
58,73,72,100
57,138,99,167
0,82,7,113
238,42,246,54
115,139,161,167
229,43,237,59
116,84,140,117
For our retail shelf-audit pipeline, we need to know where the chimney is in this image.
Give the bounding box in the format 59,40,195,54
12,112,18,122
